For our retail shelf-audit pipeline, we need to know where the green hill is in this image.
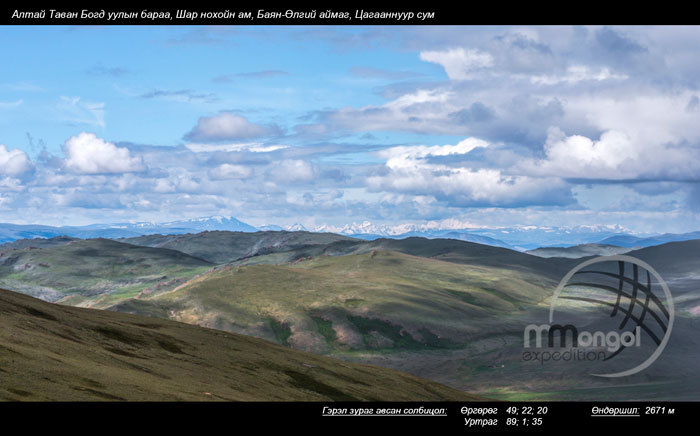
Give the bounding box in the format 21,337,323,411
526,243,632,258
111,249,554,353
351,238,575,278
120,230,358,264
0,238,212,306
0,236,78,251
0,288,482,401
4,233,698,401
121,232,575,280
219,236,577,284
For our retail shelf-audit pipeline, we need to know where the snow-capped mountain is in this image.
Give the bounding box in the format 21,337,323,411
305,221,638,250
257,224,284,231
2,215,693,251
311,218,483,237
283,223,308,232
0,216,258,243
275,220,645,250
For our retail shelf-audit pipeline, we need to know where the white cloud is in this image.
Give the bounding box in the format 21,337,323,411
530,65,628,85
185,142,288,153
0,145,32,177
270,160,314,183
153,178,175,193
419,48,493,80
325,89,462,135
63,132,145,174
0,176,24,192
521,127,700,181
184,113,277,142
377,138,489,170
209,163,252,180
151,173,202,194
368,139,572,207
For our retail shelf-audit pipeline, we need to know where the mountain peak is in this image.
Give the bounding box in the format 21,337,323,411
284,223,308,232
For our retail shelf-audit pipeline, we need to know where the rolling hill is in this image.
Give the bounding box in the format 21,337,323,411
598,231,700,248
120,230,358,264
526,243,633,258
2,232,698,401
110,249,555,354
0,236,78,251
123,233,576,279
0,238,213,305
623,239,700,293
0,288,480,401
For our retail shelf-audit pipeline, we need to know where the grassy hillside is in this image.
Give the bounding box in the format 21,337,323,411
226,236,577,281
0,238,212,306
526,243,632,258
352,238,575,278
121,231,358,264
0,288,482,401
625,240,700,278
106,238,700,401
3,233,697,401
0,236,77,251
111,250,554,354
121,232,575,279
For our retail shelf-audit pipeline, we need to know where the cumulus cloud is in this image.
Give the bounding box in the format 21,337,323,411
378,138,489,169
419,48,493,80
184,113,280,142
0,176,25,192
6,26,700,232
63,133,145,174
318,86,571,146
520,128,700,182
368,139,573,208
369,167,572,208
321,88,460,135
269,159,315,183
0,145,32,177
209,163,252,180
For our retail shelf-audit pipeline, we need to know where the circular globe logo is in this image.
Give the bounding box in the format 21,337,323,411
524,255,674,377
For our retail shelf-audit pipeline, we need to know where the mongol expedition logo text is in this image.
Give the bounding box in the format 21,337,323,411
522,255,674,377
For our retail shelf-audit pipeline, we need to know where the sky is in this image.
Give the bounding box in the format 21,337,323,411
1,25,699,233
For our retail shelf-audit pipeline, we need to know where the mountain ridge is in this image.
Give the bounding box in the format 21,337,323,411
2,216,698,251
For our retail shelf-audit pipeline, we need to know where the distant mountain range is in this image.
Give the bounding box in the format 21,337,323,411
1,215,699,251
0,216,256,243
597,231,700,248
296,222,700,251
297,222,650,250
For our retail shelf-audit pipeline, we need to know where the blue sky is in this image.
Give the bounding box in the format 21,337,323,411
1,25,699,233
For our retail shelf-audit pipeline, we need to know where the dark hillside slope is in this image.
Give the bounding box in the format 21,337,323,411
0,288,481,401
